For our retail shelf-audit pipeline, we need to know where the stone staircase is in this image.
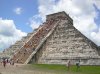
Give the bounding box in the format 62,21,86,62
12,19,58,64
3,32,35,58
24,20,61,64
32,11,100,65
3,11,100,65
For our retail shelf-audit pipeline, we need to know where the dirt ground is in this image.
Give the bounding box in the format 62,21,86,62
0,63,58,74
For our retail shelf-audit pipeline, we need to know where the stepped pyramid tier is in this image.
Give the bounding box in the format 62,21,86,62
2,31,36,58
25,11,100,65
2,11,100,65
11,17,59,64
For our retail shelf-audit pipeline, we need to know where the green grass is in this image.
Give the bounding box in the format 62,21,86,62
70,65,100,74
31,64,100,74
32,64,67,71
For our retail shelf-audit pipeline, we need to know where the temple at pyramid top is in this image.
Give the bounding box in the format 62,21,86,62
46,11,73,24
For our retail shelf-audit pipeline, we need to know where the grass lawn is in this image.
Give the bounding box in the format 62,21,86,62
31,64,100,74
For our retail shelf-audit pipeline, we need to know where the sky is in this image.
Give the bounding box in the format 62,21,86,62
0,0,100,51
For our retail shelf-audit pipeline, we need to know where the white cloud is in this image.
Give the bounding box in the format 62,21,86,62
14,7,23,15
30,0,100,46
0,18,27,51
91,28,100,46
94,0,100,9
29,15,42,29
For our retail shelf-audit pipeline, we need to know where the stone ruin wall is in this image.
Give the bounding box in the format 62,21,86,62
34,12,100,65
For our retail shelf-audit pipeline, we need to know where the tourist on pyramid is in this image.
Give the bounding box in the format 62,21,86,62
2,58,6,68
16,59,19,63
67,60,71,71
6,59,9,63
12,60,14,65
76,60,80,71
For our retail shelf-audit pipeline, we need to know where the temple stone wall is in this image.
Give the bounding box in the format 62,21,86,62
46,11,73,23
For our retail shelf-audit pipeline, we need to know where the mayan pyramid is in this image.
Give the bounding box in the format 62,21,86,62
3,11,100,65
3,32,35,58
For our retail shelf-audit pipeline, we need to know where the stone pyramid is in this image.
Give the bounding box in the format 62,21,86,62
3,32,35,58
3,11,100,65
27,11,100,65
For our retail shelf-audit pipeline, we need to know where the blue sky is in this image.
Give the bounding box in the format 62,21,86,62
0,0,38,33
94,4,100,27
0,0,100,51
